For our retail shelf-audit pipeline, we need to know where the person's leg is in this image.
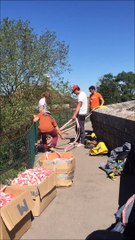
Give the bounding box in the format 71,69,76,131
41,133,49,150
78,115,86,144
49,130,58,147
41,133,47,144
75,122,80,143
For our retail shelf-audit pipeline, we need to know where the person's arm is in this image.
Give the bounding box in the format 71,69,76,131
33,114,39,122
56,126,65,139
72,102,82,120
100,97,104,106
52,117,65,139
89,96,92,111
39,105,44,113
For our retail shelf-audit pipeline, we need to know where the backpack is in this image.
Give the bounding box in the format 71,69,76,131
84,139,98,149
99,142,131,180
85,132,97,141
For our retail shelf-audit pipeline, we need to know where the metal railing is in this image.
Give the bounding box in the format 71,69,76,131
0,110,73,183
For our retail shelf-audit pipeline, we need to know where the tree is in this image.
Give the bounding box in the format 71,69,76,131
0,18,71,96
97,72,135,105
115,71,135,101
97,73,121,104
0,18,71,140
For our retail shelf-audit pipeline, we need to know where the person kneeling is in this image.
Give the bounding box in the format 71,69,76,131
33,111,64,151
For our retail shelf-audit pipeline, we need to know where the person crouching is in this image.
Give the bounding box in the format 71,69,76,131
33,111,64,151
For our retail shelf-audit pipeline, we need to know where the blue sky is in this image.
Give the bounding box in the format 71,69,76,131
1,0,135,95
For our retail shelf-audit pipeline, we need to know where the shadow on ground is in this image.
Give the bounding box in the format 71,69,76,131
85,144,135,240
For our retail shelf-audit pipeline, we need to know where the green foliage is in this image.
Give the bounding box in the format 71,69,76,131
53,110,73,127
0,18,71,96
53,79,71,97
0,18,72,141
0,167,26,184
0,18,73,182
0,122,38,183
0,91,36,142
97,72,135,105
115,71,135,101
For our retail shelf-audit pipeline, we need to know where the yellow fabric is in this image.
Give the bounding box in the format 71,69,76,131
90,132,96,138
99,106,108,109
89,142,108,155
92,105,108,111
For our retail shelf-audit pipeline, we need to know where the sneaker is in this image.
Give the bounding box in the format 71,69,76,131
69,142,78,145
69,142,74,145
76,143,84,148
49,147,55,152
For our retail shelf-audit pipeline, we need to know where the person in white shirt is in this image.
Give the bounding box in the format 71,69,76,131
71,85,88,147
38,92,50,113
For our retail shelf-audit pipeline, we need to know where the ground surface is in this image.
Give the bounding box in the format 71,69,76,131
22,121,120,240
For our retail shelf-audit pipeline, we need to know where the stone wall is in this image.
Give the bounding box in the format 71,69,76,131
91,100,135,174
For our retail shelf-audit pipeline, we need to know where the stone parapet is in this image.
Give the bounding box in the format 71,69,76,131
91,100,135,174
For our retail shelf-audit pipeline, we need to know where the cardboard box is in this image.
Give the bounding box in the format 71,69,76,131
30,173,57,216
9,172,56,217
0,188,33,240
39,152,76,174
56,172,74,187
39,152,75,187
32,187,57,216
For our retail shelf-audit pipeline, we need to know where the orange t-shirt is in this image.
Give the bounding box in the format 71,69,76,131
37,113,57,133
89,92,103,110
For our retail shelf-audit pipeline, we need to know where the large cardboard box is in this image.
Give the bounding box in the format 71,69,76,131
39,152,75,187
56,172,75,187
32,187,57,216
9,172,56,217
39,152,75,173
0,187,33,240
30,172,57,216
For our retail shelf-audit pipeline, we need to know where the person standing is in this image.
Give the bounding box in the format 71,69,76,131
71,85,88,147
38,92,50,113
89,86,104,111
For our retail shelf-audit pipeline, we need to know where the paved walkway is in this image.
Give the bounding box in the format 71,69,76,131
22,121,120,240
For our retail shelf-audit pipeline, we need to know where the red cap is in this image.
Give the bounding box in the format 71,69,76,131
71,85,79,93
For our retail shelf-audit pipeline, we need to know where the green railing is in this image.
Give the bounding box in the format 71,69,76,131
52,110,73,127
0,110,73,183
0,122,38,183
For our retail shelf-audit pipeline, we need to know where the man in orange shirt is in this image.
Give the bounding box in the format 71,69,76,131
33,111,64,151
89,85,104,111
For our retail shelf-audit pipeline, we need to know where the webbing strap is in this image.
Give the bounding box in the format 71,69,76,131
122,194,135,225
45,151,62,160
45,158,73,165
57,172,74,180
60,119,73,131
64,118,80,152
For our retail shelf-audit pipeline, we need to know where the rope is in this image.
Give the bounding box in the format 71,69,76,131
60,112,91,134
60,119,73,131
61,118,80,152
53,113,91,152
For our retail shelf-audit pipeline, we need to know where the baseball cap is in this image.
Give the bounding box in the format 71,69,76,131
71,85,79,93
